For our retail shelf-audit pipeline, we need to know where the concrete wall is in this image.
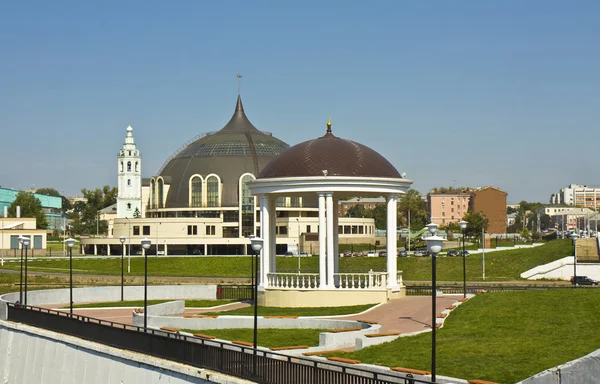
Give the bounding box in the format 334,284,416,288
0,320,246,384
521,257,600,281
0,285,216,320
147,300,185,316
518,347,600,384
259,289,387,307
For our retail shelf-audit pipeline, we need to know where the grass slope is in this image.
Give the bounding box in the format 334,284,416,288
202,304,376,317
0,239,572,282
181,328,326,348
334,289,600,384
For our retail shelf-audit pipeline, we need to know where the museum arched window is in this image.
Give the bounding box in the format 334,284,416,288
127,179,131,186
135,161,139,172
206,175,220,207
150,179,155,209
127,161,132,172
120,161,123,172
190,176,202,207
239,174,255,237
157,178,164,208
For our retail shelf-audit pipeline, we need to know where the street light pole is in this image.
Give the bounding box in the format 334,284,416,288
141,238,151,330
459,220,468,298
572,233,579,288
120,236,126,301
65,238,76,315
249,236,264,377
425,223,443,384
22,237,30,306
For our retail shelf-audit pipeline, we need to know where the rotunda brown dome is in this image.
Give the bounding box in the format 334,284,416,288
258,120,400,179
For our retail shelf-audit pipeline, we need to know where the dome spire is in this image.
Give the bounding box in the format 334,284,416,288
236,95,244,112
326,116,332,134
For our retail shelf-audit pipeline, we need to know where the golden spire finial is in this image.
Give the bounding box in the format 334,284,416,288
327,116,331,127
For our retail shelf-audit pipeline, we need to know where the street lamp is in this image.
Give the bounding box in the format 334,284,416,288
18,236,25,304
141,237,152,330
65,238,76,314
425,223,443,384
249,236,263,376
120,236,126,301
459,220,468,298
571,232,579,288
20,236,31,306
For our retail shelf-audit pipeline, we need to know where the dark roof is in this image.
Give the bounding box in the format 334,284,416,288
259,121,400,179
158,96,289,207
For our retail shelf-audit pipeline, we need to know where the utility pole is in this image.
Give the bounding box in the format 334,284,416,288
482,227,486,281
407,210,411,252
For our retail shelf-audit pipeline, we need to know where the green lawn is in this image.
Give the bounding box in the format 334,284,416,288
202,304,376,317
332,289,600,384
0,239,573,282
181,328,326,348
67,299,235,309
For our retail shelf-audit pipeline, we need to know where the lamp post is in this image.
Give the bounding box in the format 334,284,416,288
571,232,579,288
425,223,443,384
141,238,152,330
18,236,25,304
249,236,263,376
459,220,468,298
21,237,30,306
120,236,126,301
65,238,76,314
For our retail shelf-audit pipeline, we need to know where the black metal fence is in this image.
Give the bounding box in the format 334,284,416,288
217,284,253,300
405,284,569,296
7,304,432,384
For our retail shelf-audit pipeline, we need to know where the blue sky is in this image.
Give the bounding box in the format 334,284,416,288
1,1,598,203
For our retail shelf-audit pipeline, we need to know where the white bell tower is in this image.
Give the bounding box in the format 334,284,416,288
117,125,142,218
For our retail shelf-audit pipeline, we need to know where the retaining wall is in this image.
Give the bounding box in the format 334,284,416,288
0,285,216,320
0,320,245,384
518,347,600,384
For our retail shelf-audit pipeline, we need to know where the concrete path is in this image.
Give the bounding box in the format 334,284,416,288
328,295,461,333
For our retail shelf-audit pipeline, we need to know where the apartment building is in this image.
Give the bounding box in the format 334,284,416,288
551,184,600,209
427,189,472,226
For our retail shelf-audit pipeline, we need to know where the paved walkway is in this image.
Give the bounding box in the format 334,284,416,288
50,295,463,335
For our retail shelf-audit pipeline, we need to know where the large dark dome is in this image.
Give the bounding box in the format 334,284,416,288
159,96,289,207
259,121,400,179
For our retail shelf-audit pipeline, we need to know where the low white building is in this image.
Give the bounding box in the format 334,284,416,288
0,217,47,257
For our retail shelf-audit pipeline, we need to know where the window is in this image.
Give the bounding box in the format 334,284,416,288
157,179,164,208
451,208,454,213
135,161,139,172
127,179,131,186
206,225,216,236
190,176,202,207
127,161,132,172
150,179,155,209
127,203,131,209
188,225,197,235
279,226,288,235
129,151,131,156
133,226,140,236
207,176,219,207
120,161,123,172
307,225,311,233
442,212,445,217
143,226,150,236
240,174,255,237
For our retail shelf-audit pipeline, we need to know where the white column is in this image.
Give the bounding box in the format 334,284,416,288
269,198,277,274
318,193,327,289
163,243,168,256
333,198,340,280
260,195,271,289
94,244,98,256
386,194,399,291
107,244,111,256
326,193,335,288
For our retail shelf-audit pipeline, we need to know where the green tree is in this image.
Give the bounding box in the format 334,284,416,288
462,211,488,238
68,186,117,235
346,204,367,218
8,192,48,229
369,205,387,230
133,207,141,218
398,189,427,231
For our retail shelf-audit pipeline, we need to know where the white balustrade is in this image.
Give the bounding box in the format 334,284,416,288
267,271,389,290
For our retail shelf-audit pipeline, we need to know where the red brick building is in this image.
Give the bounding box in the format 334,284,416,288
470,187,507,234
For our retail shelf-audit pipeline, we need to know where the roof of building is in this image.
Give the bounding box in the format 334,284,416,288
258,119,401,179
157,96,289,207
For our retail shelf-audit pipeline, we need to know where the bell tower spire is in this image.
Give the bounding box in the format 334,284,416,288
117,125,142,218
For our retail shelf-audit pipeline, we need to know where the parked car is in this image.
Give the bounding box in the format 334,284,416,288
571,276,599,286
413,250,425,257
378,251,387,257
366,251,377,257
300,252,309,257
285,251,294,256
398,250,408,257
447,250,459,257
459,250,470,256
343,250,352,256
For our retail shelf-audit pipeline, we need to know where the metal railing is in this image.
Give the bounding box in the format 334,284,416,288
405,285,570,296
7,303,433,384
217,284,253,300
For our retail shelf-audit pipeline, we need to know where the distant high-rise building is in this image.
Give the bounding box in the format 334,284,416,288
554,184,600,209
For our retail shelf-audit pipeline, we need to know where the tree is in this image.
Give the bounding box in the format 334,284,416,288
8,192,48,229
370,205,387,230
68,186,117,235
346,204,367,218
462,211,488,238
133,207,141,218
398,189,427,231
